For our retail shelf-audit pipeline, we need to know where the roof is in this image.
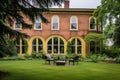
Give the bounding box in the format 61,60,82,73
49,8,95,13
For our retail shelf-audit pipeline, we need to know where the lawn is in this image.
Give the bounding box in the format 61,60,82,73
0,60,120,80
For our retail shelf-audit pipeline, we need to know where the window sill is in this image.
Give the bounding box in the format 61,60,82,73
51,29,59,31
70,29,78,31
34,29,42,30
14,29,22,30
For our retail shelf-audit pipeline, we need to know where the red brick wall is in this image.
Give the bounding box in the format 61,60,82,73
20,12,92,40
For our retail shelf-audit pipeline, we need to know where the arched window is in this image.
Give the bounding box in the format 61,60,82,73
70,16,78,30
90,41,101,53
35,16,42,30
47,37,64,54
16,39,27,54
52,16,59,30
71,38,81,54
89,17,96,30
32,38,43,53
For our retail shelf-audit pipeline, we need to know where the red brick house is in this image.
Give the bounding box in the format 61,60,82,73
13,0,102,57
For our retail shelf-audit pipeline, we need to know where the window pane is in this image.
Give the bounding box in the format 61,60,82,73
36,23,41,29
77,46,81,54
38,39,42,44
71,39,75,45
48,39,52,45
22,45,25,53
53,16,58,30
36,16,41,29
22,40,26,54
71,17,77,29
54,37,58,45
54,46,58,53
16,39,20,45
60,46,64,53
32,39,36,52
47,46,52,53
16,39,20,54
47,38,52,53
77,39,81,45
38,46,42,52
38,39,43,52
53,17,58,23
36,16,41,23
60,39,64,45
77,39,81,54
71,23,76,29
32,46,36,52
53,23,58,29
71,39,76,53
32,39,36,45
71,46,75,53
72,18,76,23
15,21,21,29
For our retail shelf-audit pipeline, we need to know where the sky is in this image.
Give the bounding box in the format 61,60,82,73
52,0,101,9
70,0,101,8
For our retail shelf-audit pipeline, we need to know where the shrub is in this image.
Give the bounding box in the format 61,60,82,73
0,56,25,61
86,53,108,63
24,53,31,59
31,51,36,58
102,46,120,58
116,56,120,63
66,41,72,54
31,50,45,59
52,54,66,60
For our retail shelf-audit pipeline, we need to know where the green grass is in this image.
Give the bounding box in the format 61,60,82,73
0,60,120,80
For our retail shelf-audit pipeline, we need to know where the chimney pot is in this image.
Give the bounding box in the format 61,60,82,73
64,0,69,8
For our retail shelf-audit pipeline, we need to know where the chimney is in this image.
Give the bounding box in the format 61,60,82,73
64,0,69,8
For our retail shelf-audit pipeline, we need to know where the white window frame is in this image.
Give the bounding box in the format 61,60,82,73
34,16,42,30
51,15,59,30
14,20,22,30
70,16,78,31
89,17,96,30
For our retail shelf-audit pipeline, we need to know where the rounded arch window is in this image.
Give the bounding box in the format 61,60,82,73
71,38,81,54
47,37,64,54
16,39,27,54
32,38,43,53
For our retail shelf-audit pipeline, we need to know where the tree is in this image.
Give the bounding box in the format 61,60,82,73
66,41,72,54
85,33,104,43
0,0,64,57
93,0,120,47
104,24,115,39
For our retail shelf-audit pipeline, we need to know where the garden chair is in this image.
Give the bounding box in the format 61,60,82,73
45,53,54,64
69,56,79,65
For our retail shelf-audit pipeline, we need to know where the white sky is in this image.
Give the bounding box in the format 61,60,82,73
52,0,101,9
